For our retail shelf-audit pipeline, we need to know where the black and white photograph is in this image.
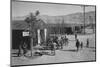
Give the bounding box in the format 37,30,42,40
11,0,96,66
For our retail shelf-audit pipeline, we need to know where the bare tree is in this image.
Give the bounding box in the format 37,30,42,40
25,11,40,56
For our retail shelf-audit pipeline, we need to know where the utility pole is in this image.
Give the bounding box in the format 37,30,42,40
83,5,85,34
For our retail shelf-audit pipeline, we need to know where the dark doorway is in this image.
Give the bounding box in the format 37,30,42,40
12,30,30,49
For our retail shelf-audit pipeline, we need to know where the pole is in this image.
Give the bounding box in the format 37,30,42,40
29,23,33,56
38,29,41,44
44,28,47,42
30,37,33,56
83,5,85,34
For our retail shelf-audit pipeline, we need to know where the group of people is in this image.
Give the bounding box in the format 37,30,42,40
17,33,90,56
76,39,83,51
75,34,89,51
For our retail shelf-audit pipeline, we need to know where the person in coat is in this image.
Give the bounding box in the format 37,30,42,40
76,39,80,51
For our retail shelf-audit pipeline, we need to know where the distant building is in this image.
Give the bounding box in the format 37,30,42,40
11,16,95,49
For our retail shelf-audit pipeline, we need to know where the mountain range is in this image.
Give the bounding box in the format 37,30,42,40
12,11,95,24
12,11,96,30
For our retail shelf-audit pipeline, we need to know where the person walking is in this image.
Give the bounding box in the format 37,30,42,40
75,33,77,40
86,39,89,48
18,41,23,57
22,42,28,56
50,41,55,56
18,43,22,57
76,39,80,51
80,42,83,49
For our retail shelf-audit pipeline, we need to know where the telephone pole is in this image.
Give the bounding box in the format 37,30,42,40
83,5,85,34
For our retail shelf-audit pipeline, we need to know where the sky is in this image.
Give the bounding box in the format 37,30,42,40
12,1,95,17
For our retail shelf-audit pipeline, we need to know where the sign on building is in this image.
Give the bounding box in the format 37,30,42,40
22,31,29,36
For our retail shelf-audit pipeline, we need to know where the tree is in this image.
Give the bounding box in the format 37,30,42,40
25,11,40,56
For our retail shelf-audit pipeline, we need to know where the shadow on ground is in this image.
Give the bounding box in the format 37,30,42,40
61,49,77,52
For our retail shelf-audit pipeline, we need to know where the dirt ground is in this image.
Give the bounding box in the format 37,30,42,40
11,34,96,66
